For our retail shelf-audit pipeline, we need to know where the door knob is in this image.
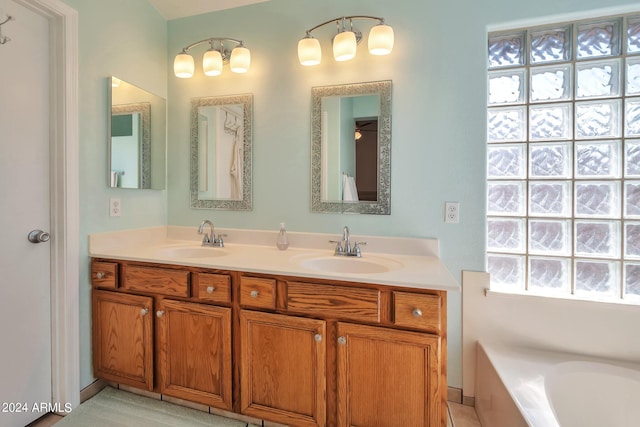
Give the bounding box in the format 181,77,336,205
28,230,50,243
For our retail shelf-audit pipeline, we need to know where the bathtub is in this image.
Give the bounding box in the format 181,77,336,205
475,342,640,427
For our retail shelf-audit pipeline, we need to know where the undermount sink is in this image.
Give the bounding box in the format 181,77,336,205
298,255,402,274
151,246,227,259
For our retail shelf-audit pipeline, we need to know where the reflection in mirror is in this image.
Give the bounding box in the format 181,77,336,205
311,80,391,214
108,76,166,189
190,94,253,210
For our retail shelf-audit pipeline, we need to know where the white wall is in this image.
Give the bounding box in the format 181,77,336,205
462,271,640,398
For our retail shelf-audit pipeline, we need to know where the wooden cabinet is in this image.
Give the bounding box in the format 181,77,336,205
92,264,233,412
91,259,447,427
239,310,326,427
157,299,232,410
336,322,442,427
92,289,153,390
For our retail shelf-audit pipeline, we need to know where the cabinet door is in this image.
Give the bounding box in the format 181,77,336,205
240,310,326,427
336,322,442,427
92,289,154,390
157,300,232,410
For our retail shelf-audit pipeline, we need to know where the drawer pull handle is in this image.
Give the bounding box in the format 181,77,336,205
140,308,149,316
314,334,323,342
250,290,259,298
156,310,165,318
95,272,105,279
337,336,347,345
412,308,423,318
206,286,216,294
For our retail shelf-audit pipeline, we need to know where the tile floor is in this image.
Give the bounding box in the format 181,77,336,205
27,403,481,427
26,413,63,427
448,402,482,427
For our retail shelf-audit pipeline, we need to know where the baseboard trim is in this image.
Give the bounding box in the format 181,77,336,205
79,379,107,403
447,387,475,407
447,386,462,403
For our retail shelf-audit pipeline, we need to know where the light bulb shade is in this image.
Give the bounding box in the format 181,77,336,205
333,31,357,62
203,49,223,76
298,37,321,66
230,46,251,73
368,24,394,55
174,53,195,78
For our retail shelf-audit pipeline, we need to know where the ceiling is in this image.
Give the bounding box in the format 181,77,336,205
148,0,270,20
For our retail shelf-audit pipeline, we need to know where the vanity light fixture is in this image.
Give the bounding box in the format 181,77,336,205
298,16,394,66
174,37,250,78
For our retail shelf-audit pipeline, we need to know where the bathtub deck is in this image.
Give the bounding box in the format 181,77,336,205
476,342,640,427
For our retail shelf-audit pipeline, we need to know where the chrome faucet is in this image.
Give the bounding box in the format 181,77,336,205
330,226,366,257
197,220,224,247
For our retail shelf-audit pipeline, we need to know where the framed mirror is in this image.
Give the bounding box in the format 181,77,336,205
108,76,166,189
190,94,253,210
311,80,392,214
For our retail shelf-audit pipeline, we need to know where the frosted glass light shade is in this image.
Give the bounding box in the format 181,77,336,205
230,46,251,73
174,53,195,78
203,49,223,76
368,24,394,55
298,37,321,66
333,31,357,62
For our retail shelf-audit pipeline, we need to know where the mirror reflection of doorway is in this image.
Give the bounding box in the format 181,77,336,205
355,118,378,201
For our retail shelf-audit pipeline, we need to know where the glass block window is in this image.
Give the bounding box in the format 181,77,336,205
487,13,640,304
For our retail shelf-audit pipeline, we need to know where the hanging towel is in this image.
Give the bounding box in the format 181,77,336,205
342,173,359,202
110,171,119,187
229,126,243,199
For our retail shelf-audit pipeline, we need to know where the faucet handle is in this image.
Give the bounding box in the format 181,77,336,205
201,233,211,246
353,241,367,256
214,233,227,247
329,240,344,253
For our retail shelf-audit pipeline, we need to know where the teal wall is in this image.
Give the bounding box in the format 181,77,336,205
61,0,640,391
60,0,167,388
167,0,640,388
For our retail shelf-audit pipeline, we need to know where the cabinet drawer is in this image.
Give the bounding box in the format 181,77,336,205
91,261,118,288
287,281,380,323
393,292,441,333
240,276,276,310
123,265,189,297
196,273,231,304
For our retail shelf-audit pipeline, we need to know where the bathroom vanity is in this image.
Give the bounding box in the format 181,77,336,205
89,227,458,427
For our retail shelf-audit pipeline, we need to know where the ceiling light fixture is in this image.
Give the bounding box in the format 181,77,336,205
298,15,394,66
174,37,250,78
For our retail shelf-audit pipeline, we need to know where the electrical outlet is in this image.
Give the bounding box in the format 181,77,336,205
109,198,121,217
445,202,459,224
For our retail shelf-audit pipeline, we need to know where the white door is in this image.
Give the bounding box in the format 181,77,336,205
0,1,52,426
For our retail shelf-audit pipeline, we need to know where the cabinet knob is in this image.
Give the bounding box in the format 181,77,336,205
337,336,347,345
206,286,216,294
95,272,105,279
156,310,165,318
412,308,423,318
140,308,149,316
250,290,259,298
314,334,323,342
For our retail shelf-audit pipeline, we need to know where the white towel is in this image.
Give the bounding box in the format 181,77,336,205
110,171,119,187
229,126,243,200
342,173,359,202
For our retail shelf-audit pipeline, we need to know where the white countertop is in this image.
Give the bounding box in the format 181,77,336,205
89,226,460,292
